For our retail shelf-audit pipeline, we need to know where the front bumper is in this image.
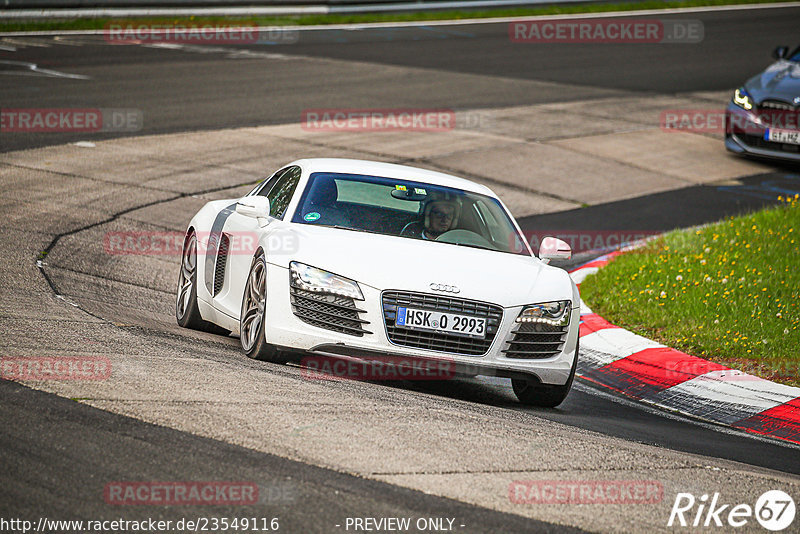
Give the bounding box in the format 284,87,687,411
725,103,800,162
263,264,580,386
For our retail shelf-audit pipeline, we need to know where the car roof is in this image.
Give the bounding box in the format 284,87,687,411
290,158,496,197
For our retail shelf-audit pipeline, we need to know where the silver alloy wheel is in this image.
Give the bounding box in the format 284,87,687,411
176,234,197,320
241,258,266,352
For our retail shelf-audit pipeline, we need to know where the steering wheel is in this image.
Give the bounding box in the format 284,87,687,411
435,229,496,250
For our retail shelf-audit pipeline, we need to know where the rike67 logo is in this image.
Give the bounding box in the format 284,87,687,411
668,490,796,531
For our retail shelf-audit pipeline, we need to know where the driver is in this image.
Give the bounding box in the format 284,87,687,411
401,195,461,240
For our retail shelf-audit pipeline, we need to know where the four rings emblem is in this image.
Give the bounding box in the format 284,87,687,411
430,283,460,294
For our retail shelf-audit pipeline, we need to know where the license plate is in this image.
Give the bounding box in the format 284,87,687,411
765,128,800,145
395,307,486,338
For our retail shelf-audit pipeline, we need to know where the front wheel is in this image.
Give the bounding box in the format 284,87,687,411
240,252,284,363
512,340,578,408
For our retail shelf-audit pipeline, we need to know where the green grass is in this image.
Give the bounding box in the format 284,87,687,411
0,0,794,32
580,195,800,387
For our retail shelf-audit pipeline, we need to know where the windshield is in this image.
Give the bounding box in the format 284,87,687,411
291,172,530,256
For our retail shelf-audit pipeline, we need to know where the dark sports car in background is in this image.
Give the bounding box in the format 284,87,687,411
726,44,800,162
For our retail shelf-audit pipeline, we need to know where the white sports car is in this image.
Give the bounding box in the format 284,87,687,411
176,158,580,406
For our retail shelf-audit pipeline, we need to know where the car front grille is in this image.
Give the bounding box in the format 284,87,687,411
735,132,800,154
502,322,568,359
382,291,503,356
212,233,230,296
290,286,370,337
759,100,796,112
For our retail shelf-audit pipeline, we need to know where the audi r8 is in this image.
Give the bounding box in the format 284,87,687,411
176,158,580,406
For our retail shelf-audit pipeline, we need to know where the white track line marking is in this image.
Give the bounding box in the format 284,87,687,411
143,42,292,60
581,328,665,364
52,36,88,46
651,370,800,424
0,37,52,47
0,60,90,79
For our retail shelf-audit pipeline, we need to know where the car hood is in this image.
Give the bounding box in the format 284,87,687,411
270,224,574,308
745,60,800,104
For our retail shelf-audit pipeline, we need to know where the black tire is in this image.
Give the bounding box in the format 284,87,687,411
175,230,230,335
240,251,284,363
512,339,578,408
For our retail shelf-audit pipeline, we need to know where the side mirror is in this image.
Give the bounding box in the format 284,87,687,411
236,196,271,219
539,236,571,264
772,46,789,60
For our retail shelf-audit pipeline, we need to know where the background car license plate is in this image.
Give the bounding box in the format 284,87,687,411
396,307,486,338
766,128,800,145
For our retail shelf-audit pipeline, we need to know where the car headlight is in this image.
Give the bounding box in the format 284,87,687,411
733,87,753,111
517,300,571,326
289,261,364,300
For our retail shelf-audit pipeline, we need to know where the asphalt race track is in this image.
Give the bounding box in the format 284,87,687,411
1,379,577,533
2,5,800,533
2,6,800,153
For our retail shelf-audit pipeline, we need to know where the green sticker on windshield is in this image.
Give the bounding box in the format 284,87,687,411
304,212,321,222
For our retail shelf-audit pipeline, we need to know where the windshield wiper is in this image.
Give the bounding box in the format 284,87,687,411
448,242,496,252
328,225,382,235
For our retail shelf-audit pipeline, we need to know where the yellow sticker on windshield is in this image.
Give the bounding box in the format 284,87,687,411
395,185,407,191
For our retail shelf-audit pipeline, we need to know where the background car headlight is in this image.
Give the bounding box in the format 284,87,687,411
289,261,364,300
517,300,571,326
733,87,753,111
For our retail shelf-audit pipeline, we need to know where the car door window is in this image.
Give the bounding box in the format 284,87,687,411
245,181,266,197
249,168,286,197
266,166,302,219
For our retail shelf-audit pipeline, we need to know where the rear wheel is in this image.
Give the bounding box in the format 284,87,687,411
240,252,284,363
512,340,578,408
175,230,229,335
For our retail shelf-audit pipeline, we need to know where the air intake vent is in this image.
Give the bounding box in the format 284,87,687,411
503,322,567,359
760,100,795,111
290,286,370,336
212,233,230,296
734,132,800,153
